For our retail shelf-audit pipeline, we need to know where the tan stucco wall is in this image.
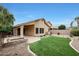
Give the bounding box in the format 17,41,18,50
13,20,51,36
13,28,17,36
34,20,49,36
13,26,21,36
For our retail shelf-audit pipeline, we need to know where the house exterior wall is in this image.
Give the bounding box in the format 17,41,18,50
13,28,17,36
13,26,21,36
34,20,49,36
13,19,51,36
13,26,24,36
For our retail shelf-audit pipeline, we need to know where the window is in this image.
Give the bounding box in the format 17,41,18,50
36,28,38,34
36,28,44,34
40,28,44,33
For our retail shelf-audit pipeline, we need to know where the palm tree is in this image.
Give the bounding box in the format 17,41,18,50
70,21,74,28
70,17,79,28
75,17,79,28
0,6,15,46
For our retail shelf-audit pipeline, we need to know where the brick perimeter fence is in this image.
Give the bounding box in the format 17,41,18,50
50,30,70,35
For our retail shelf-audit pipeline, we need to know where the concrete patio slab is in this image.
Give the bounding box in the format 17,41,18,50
24,36,41,44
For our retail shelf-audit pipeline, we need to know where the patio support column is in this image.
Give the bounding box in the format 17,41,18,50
20,26,24,37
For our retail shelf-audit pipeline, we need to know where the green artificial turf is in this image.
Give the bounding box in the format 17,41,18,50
30,36,79,56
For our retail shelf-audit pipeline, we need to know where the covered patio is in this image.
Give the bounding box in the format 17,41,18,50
13,24,35,37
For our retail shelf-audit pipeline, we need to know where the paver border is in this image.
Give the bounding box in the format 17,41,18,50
69,38,79,53
27,37,41,56
27,45,37,56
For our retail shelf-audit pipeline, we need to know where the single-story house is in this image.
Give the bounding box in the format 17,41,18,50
13,18,53,37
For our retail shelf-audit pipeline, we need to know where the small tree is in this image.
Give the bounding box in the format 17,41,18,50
0,6,15,46
58,25,66,30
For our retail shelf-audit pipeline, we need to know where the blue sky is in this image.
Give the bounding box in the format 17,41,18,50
0,3,79,27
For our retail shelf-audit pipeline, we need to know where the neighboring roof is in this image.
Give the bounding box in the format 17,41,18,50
14,18,52,28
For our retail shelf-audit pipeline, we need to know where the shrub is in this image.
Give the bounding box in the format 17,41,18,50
58,25,66,30
57,32,60,35
70,29,79,36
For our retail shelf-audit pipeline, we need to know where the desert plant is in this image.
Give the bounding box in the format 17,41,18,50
70,29,79,36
